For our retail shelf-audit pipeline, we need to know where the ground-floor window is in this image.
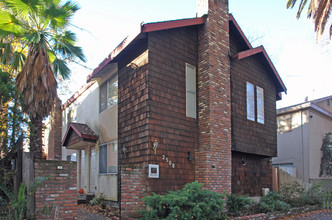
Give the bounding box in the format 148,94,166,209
99,141,118,174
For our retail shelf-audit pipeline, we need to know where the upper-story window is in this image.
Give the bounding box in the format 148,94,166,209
246,82,264,124
100,76,118,113
186,63,197,118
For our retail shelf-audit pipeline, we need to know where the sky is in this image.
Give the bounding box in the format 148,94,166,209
61,0,332,108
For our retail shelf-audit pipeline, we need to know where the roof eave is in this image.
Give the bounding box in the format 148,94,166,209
86,17,206,82
232,46,287,95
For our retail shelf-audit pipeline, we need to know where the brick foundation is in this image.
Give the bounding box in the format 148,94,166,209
120,167,146,219
35,160,77,219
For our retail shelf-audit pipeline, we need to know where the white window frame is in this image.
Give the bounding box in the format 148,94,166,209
186,63,197,118
99,141,118,174
99,76,118,113
246,82,255,121
246,82,264,124
256,86,264,124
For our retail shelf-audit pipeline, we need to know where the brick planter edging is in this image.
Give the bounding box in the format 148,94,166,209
231,213,266,220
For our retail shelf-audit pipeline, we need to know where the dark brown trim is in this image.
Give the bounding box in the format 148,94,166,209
141,17,205,33
232,46,287,94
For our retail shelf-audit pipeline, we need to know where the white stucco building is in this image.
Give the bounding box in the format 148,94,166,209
273,95,332,183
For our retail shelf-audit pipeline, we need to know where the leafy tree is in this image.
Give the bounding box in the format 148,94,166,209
286,0,332,40
0,0,86,159
319,132,332,177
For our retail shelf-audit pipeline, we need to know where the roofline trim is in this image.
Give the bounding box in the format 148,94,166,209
86,34,138,82
61,122,98,146
232,46,287,93
228,14,252,49
62,81,95,110
278,102,332,119
87,17,206,83
141,17,205,33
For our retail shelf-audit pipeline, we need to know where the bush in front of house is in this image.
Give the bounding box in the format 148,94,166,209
279,181,332,208
279,182,308,207
139,181,227,220
258,191,290,213
226,194,252,216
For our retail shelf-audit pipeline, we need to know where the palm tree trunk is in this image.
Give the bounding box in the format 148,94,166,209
30,116,43,160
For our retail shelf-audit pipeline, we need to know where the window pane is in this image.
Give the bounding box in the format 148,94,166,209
186,92,196,118
107,78,118,107
186,64,196,93
107,141,118,173
278,114,292,133
246,82,255,121
100,83,107,113
99,145,107,173
186,64,196,118
256,86,264,124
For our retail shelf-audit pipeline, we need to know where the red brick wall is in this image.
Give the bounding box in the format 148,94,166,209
120,167,146,219
47,98,62,160
196,0,232,194
35,160,77,220
232,152,272,196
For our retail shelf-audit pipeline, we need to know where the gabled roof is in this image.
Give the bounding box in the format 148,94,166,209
232,46,287,97
62,122,98,149
86,17,205,82
278,95,332,119
84,14,285,100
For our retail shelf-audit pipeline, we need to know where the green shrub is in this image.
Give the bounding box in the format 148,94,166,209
279,182,307,207
258,191,290,213
307,180,332,206
0,176,52,219
139,181,227,220
90,194,106,208
226,194,252,216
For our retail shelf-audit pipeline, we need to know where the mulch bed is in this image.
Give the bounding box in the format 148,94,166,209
78,204,119,219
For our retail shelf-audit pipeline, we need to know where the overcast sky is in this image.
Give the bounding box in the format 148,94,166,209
62,0,332,108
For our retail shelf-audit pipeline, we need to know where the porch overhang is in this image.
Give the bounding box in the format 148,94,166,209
62,122,98,150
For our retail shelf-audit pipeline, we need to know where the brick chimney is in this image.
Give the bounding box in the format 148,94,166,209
196,0,232,194
47,98,62,160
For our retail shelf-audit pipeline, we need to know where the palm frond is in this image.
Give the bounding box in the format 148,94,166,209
2,0,31,19
53,30,85,62
0,11,24,36
314,0,332,39
297,0,309,18
287,0,298,8
52,57,70,79
11,50,25,72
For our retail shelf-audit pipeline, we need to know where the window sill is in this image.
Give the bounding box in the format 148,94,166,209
98,173,118,176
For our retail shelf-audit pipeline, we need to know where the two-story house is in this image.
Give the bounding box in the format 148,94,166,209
46,0,287,218
273,95,332,184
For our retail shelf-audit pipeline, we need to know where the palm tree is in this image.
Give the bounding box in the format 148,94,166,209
287,0,332,40
0,0,86,159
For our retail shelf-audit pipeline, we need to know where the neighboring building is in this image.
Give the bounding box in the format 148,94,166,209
46,0,286,218
273,95,332,183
